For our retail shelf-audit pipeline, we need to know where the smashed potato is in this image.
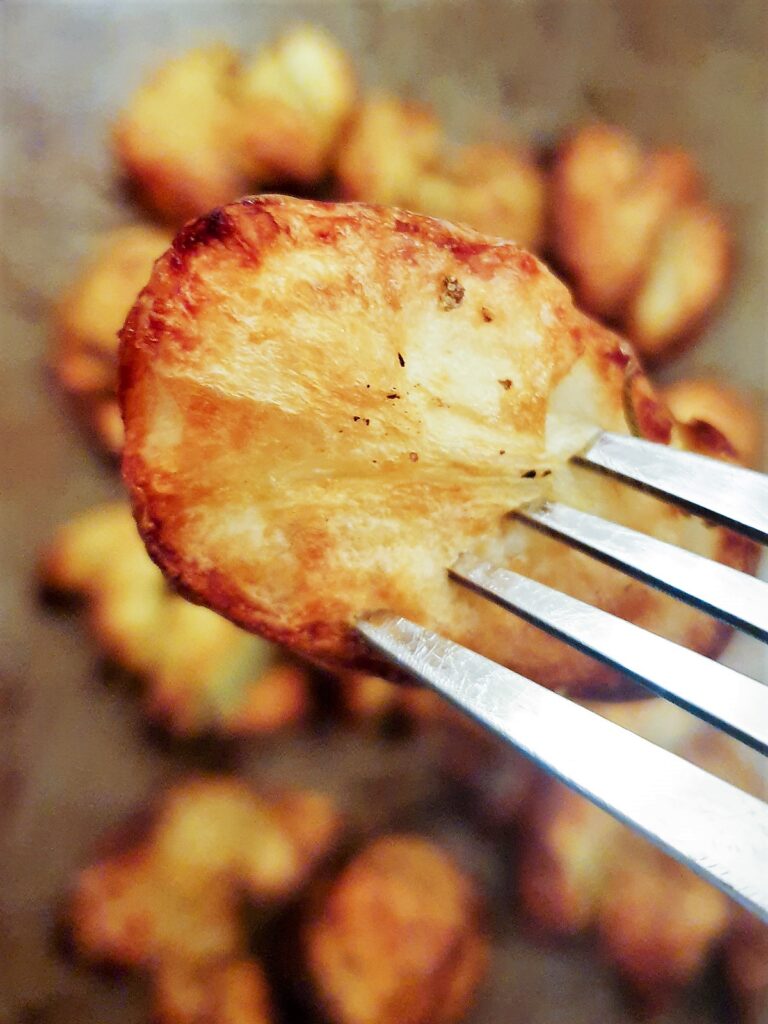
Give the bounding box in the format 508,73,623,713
550,123,730,360
71,777,341,1024
114,27,355,222
516,701,767,1016
53,225,170,454
120,196,755,696
303,835,488,1024
42,504,310,736
664,377,762,468
336,96,545,249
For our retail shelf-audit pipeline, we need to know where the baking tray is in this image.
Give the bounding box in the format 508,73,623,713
1,1,766,1021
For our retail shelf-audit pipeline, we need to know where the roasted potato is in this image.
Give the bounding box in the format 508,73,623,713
236,24,356,186
664,377,762,468
336,96,545,249
113,45,247,224
53,225,171,454
114,28,356,223
550,123,731,360
120,196,756,696
70,777,341,1024
516,701,767,1016
42,503,310,736
303,835,488,1024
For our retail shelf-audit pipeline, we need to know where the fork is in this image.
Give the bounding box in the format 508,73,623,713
357,432,768,922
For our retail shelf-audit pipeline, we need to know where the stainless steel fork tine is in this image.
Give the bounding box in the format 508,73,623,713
450,555,768,755
576,432,768,544
515,502,768,642
357,614,768,923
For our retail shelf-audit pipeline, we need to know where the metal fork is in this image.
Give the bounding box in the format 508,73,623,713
357,432,768,922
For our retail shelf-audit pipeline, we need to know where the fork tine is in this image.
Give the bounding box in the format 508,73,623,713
516,502,768,642
576,432,768,544
450,556,768,755
357,614,768,923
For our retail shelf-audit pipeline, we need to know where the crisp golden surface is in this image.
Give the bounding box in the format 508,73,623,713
515,701,767,1016
42,503,310,736
303,835,488,1024
121,196,754,694
71,777,341,1024
53,225,171,454
113,28,356,223
550,123,731,360
336,96,545,250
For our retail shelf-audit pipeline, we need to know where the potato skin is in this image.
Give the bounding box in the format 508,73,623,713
120,196,755,696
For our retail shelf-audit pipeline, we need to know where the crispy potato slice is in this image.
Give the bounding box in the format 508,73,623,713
120,196,755,695
664,377,762,468
516,701,766,1016
303,835,487,1024
42,504,310,736
53,225,171,454
550,123,699,320
628,203,731,359
71,777,341,1024
336,96,545,249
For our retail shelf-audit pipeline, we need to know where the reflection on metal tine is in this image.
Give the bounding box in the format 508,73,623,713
576,432,768,544
357,614,768,924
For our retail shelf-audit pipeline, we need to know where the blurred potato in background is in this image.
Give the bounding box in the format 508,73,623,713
303,835,488,1024
550,123,731,361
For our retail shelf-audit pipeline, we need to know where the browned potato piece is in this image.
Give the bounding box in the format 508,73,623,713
516,701,766,1016
113,45,247,224
628,203,731,358
336,96,545,249
550,123,732,362
114,28,356,223
42,504,310,737
53,225,171,454
303,835,488,1024
236,25,356,185
664,377,762,467
71,777,341,1024
551,123,699,320
120,196,756,696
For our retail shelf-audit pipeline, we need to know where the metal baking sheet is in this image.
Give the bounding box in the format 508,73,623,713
1,2,766,1022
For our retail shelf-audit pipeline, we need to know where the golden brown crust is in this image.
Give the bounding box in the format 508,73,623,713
336,95,545,250
549,123,731,362
120,195,756,696
41,503,310,737
302,835,488,1024
53,225,171,454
